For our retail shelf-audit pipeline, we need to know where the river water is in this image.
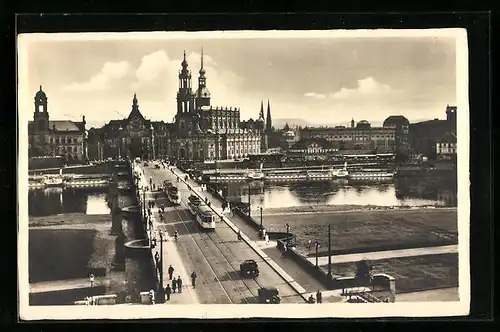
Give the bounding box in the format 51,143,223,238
28,185,155,302
220,174,458,209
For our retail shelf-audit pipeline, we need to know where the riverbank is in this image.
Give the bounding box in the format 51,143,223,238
260,207,457,256
322,253,459,295
257,204,456,216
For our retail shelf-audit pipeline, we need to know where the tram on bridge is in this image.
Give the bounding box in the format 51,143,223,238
164,180,181,205
187,194,216,230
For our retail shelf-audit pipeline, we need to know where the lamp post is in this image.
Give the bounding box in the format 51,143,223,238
143,188,146,220
118,126,123,160
327,224,332,277
89,273,95,293
259,206,263,228
247,183,251,217
157,230,165,303
150,125,155,161
285,223,290,249
315,241,320,267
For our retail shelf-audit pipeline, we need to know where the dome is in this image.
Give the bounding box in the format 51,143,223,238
196,87,211,98
35,86,47,100
383,115,410,128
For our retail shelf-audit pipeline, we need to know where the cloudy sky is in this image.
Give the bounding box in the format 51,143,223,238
20,31,459,129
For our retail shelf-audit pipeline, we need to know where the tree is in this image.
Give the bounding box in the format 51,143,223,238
355,259,373,287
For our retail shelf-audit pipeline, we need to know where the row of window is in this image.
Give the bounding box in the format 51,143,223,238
51,146,79,153
48,137,80,144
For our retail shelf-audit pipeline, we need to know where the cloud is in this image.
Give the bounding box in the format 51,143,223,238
129,50,245,118
330,77,391,100
64,61,130,91
304,92,326,99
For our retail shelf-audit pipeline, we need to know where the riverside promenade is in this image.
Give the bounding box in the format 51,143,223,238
135,162,306,304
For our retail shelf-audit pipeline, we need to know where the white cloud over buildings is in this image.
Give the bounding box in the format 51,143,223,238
330,77,392,100
64,61,131,91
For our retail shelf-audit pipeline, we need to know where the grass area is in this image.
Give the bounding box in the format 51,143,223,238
263,208,457,254
323,253,458,293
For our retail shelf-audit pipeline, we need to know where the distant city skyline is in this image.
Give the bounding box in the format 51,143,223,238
20,31,458,129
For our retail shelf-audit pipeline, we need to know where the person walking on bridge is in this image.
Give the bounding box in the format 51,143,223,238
171,278,177,293
190,271,197,289
168,265,174,280
316,290,323,304
165,284,172,301
177,276,183,293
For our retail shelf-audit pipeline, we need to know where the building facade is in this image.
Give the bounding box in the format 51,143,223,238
299,119,396,152
169,50,264,161
28,86,87,162
436,132,457,161
409,105,457,160
87,94,171,160
88,50,267,162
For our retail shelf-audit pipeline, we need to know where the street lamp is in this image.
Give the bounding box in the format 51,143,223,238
150,124,155,161
259,206,263,228
89,273,95,291
157,230,165,303
118,126,123,160
315,241,320,267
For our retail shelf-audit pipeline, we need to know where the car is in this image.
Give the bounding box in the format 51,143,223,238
257,287,281,304
240,259,259,278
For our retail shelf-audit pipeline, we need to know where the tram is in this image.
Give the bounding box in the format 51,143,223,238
187,195,216,230
166,185,181,205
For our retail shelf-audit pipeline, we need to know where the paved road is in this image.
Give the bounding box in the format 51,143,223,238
313,245,459,266
142,164,303,304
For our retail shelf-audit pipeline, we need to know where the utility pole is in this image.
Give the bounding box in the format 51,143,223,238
260,207,263,227
157,231,165,303
315,241,320,267
327,224,332,277
247,183,251,217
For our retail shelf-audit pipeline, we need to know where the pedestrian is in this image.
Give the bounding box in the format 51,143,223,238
316,290,323,304
190,271,197,288
172,278,177,293
165,284,172,301
177,276,183,293
149,289,156,305
154,252,160,264
308,294,315,304
237,230,242,241
265,233,269,244
168,265,174,280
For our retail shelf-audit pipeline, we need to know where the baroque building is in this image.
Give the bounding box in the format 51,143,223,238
87,94,171,160
87,50,268,162
169,50,265,161
28,86,87,161
299,119,396,152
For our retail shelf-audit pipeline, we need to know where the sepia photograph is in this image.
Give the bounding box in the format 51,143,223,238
18,29,470,319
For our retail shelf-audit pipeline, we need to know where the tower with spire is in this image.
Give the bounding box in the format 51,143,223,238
195,48,211,108
265,99,273,133
177,50,195,115
33,85,49,132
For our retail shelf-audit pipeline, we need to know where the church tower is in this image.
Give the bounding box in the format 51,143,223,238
176,51,195,115
33,85,49,132
195,48,211,108
265,99,272,132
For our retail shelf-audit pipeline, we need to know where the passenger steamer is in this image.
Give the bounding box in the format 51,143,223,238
164,180,181,205
187,194,216,230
